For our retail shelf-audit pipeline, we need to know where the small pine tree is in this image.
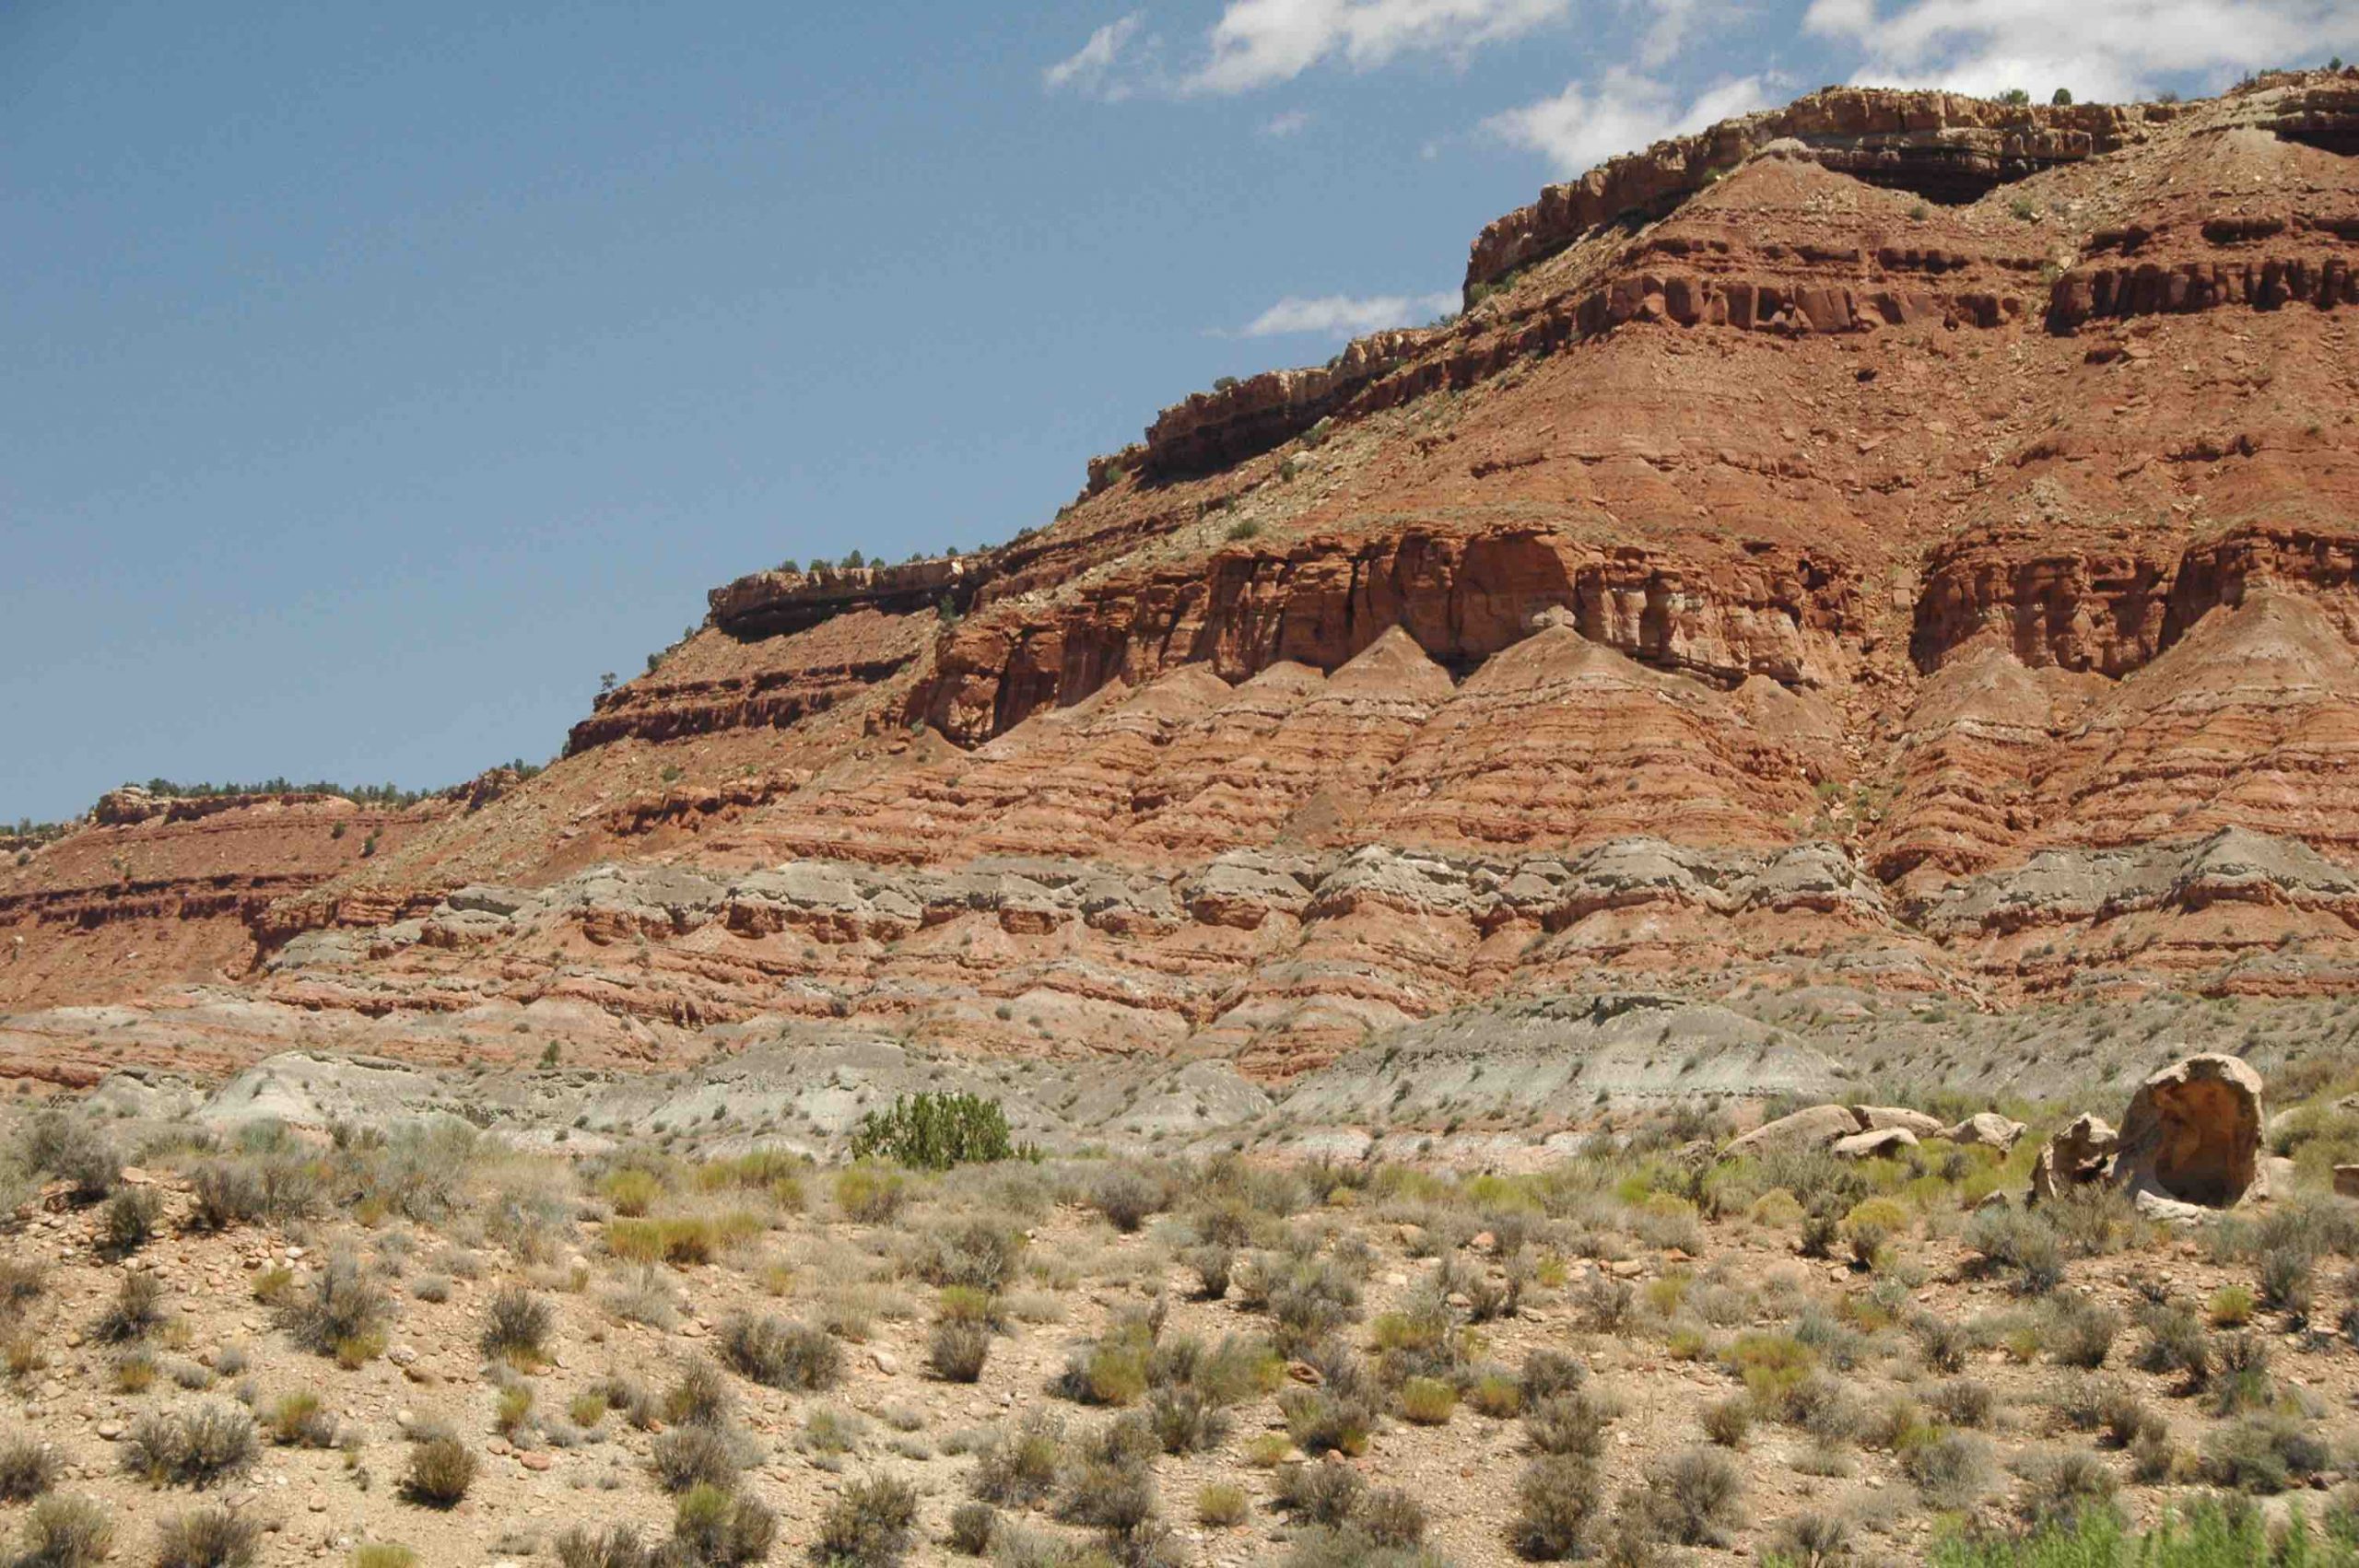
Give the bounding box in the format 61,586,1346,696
1999,87,2031,105
849,1093,1031,1170
2052,88,2073,105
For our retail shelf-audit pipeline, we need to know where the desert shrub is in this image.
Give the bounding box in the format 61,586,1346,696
661,1358,733,1429
2201,1411,2329,1493
1965,1207,2064,1294
1524,1390,1615,1459
2205,1332,2276,1417
1266,1258,1363,1354
480,1285,552,1364
968,1410,1066,1507
1144,1387,1228,1455
1090,1166,1165,1233
1511,1455,1602,1561
1913,1312,1970,1374
651,1425,740,1493
2135,1301,2212,1387
850,1092,1023,1170
100,1187,163,1258
2042,1296,2119,1369
1928,1379,1996,1429
401,1435,475,1506
1467,1370,1523,1418
1195,1484,1248,1528
914,1218,1025,1293
833,1164,909,1223
1519,1348,1585,1400
720,1313,841,1390
276,1253,389,1363
1188,1245,1233,1300
1274,1458,1363,1527
1768,1511,1852,1567
0,1433,57,1500
2259,1244,2316,1320
672,1483,776,1566
947,1501,999,1554
1840,1197,1910,1268
1900,1427,1992,1505
121,1407,257,1489
2021,1448,2117,1525
1638,1447,1744,1546
928,1319,991,1383
1279,1387,1373,1457
553,1525,651,1568
23,1112,118,1200
1579,1274,1634,1333
1057,1442,1155,1533
1358,1489,1426,1550
1398,1375,1455,1425
2047,1185,2142,1258
96,1270,167,1342
1702,1396,1752,1447
265,1392,338,1448
12,1494,113,1568
152,1505,262,1568
2211,1282,2257,1326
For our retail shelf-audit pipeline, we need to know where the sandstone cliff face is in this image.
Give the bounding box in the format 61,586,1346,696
11,72,2359,1085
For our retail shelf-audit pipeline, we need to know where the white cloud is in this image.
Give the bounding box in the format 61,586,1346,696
1043,13,1148,99
1262,108,1315,135
1236,290,1461,336
1807,0,2359,101
1188,0,1574,95
1483,68,1771,174
1633,0,1734,69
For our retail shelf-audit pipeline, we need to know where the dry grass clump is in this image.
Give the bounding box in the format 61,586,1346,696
152,1505,263,1568
400,1433,476,1507
1636,1446,1745,1546
553,1524,652,1568
264,1392,338,1449
1195,1482,1249,1527
96,1270,167,1343
927,1318,991,1383
0,1433,59,1501
11,1493,114,1568
651,1424,741,1493
100,1186,163,1258
121,1407,257,1489
813,1473,917,1566
673,1482,777,1566
1510,1454,1602,1560
479,1284,553,1365
833,1164,909,1223
911,1217,1025,1293
968,1410,1067,1509
718,1312,841,1390
276,1253,390,1366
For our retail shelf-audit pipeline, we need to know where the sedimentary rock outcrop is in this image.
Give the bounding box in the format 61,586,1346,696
10,73,2359,1085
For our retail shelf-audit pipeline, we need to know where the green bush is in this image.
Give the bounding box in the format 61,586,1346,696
848,1093,1027,1170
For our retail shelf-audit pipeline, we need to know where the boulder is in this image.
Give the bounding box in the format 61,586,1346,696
2030,1113,2118,1201
2335,1164,2359,1200
1722,1104,1865,1157
1853,1106,1944,1138
1831,1127,1918,1160
2112,1054,2265,1209
1937,1112,2027,1153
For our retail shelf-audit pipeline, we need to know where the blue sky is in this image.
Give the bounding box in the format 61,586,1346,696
5,1,2349,824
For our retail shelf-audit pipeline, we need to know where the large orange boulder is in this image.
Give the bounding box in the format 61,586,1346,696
2111,1054,2266,1210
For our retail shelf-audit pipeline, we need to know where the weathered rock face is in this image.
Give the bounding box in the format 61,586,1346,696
2031,1113,2121,1201
11,74,2359,1085
2112,1054,2267,1208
